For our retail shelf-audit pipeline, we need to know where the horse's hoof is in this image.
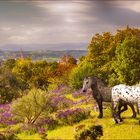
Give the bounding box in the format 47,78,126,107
98,115,103,118
120,119,123,122
132,114,136,118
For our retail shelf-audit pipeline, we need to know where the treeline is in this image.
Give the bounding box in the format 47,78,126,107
0,55,77,104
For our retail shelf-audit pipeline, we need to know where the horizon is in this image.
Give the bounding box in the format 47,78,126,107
0,0,140,51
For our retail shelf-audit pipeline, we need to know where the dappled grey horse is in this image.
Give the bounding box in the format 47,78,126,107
82,76,136,118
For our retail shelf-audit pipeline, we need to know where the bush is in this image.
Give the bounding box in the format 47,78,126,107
12,88,48,124
35,116,58,130
50,95,73,111
0,130,19,140
75,125,103,140
56,108,90,125
38,127,47,140
69,62,95,89
0,104,17,127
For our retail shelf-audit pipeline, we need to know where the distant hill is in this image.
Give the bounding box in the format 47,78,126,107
0,42,87,51
0,50,87,61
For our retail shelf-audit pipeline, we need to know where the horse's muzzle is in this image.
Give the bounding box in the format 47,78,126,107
82,89,86,92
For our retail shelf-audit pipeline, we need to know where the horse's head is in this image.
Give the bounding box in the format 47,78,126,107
82,77,93,92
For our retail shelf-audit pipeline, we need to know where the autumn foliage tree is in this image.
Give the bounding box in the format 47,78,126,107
73,26,140,87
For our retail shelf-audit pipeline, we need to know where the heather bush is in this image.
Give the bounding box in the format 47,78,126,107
50,95,73,111
35,116,58,130
48,84,72,95
75,125,103,140
56,108,90,125
0,104,17,127
38,127,47,140
72,89,83,98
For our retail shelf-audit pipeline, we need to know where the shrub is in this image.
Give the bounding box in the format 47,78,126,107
38,127,47,140
35,116,58,130
0,66,21,104
75,125,103,140
69,62,95,89
50,95,73,111
12,89,48,124
56,108,90,125
0,104,17,127
0,130,19,140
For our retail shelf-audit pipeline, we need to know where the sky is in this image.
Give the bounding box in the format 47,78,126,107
0,0,140,51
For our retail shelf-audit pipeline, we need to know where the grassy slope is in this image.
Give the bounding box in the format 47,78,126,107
47,107,140,140
16,106,140,140
6,94,140,140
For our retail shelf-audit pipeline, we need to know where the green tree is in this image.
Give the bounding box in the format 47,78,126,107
69,62,95,89
113,36,140,85
30,60,49,89
12,58,33,89
0,65,20,104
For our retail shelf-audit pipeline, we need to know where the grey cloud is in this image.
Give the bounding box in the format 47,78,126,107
0,0,140,50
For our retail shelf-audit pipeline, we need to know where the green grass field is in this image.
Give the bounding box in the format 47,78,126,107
15,106,140,140
1,93,140,140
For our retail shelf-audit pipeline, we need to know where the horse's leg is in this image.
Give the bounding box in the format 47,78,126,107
96,99,103,118
118,101,136,118
137,98,140,124
117,102,124,122
112,101,119,124
136,103,140,115
128,103,136,118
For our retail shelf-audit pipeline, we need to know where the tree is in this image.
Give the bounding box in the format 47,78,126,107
113,36,140,85
82,26,140,85
0,65,20,104
69,62,95,89
12,58,33,89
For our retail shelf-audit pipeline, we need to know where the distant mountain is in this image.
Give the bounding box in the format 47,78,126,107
0,42,87,51
0,50,87,61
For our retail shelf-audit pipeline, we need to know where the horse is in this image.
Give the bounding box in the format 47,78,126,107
112,84,140,124
82,76,136,119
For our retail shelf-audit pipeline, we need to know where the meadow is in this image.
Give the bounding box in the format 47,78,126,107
1,86,140,140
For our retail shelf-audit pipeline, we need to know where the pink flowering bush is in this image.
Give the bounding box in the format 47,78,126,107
0,104,17,126
56,108,90,125
35,116,58,130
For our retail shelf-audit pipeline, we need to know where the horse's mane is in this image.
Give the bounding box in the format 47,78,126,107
91,76,106,87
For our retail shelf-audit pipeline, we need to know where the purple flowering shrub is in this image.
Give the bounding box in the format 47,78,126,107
35,116,58,130
38,127,47,140
72,89,84,98
56,108,90,125
49,84,72,95
49,95,73,111
0,104,17,126
72,89,92,98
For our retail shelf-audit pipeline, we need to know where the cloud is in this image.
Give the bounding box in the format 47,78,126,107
0,1,140,50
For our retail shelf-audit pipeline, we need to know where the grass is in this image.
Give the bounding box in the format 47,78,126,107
1,106,140,139
47,107,140,140
17,133,41,140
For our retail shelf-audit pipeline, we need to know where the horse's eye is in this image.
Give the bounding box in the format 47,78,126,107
86,82,88,84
